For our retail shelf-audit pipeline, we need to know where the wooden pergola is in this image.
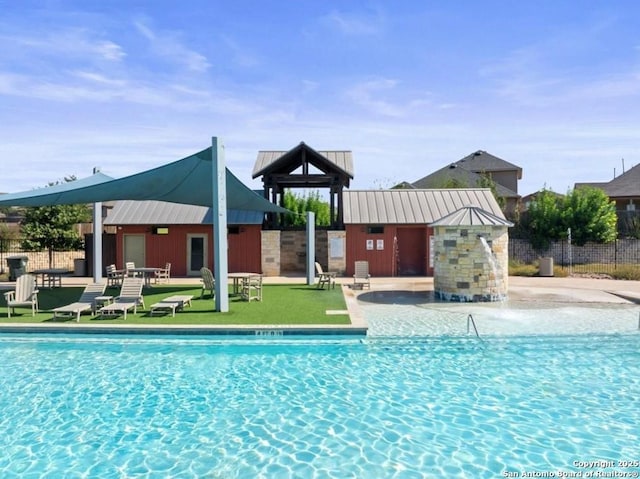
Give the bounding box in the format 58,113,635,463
252,142,354,229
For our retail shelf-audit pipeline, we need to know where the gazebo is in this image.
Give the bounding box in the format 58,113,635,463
252,142,354,229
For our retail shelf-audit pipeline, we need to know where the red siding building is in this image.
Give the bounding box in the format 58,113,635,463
105,200,263,276
343,189,506,277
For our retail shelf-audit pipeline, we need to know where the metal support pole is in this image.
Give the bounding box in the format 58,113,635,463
211,137,229,312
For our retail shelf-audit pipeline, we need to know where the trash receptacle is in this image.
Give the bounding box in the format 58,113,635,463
73,258,87,277
6,255,29,281
539,257,554,277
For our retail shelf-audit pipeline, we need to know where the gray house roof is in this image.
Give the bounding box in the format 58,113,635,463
405,150,522,199
601,163,640,197
104,200,264,225
343,189,505,224
574,163,640,198
430,205,514,227
455,150,522,176
409,163,519,198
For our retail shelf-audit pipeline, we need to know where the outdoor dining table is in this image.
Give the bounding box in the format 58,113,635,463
31,268,70,288
130,267,163,288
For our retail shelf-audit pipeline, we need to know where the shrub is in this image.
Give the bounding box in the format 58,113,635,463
508,260,538,277
609,266,640,281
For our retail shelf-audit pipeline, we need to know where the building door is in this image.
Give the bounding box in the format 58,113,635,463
187,234,208,276
123,234,145,268
396,227,426,276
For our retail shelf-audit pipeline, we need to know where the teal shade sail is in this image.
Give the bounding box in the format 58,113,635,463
0,147,287,213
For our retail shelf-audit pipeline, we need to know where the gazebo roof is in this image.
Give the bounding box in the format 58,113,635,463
252,142,354,180
430,205,514,227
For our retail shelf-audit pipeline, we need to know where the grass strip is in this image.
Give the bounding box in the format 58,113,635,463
0,284,350,325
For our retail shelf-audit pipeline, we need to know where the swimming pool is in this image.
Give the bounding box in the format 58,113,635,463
1,332,639,478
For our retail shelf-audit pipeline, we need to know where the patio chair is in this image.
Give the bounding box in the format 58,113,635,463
106,264,124,287
315,262,337,290
98,277,144,319
200,267,215,299
4,274,39,318
154,262,171,284
241,274,262,302
52,282,107,322
125,261,139,278
353,261,371,289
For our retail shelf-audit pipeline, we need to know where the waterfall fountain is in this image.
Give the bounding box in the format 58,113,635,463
431,206,513,302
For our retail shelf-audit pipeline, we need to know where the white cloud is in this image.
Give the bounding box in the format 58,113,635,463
344,78,434,118
321,9,384,35
133,20,210,72
220,35,260,68
0,29,125,63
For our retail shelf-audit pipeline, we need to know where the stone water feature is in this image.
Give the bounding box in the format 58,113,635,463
431,206,513,302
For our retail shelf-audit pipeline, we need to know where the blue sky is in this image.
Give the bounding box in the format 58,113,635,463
1,1,639,196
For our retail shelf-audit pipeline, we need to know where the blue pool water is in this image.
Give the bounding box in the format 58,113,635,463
1,333,639,478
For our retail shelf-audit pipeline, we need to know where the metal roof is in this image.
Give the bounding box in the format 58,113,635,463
253,145,354,178
343,189,506,224
430,205,514,227
104,200,264,225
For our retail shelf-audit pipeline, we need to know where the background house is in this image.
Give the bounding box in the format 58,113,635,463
575,162,640,237
398,150,522,216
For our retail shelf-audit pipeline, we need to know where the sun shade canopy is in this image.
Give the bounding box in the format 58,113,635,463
0,147,288,213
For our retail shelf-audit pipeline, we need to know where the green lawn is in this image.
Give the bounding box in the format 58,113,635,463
0,284,350,325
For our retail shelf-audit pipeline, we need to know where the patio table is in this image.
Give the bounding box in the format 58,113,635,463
32,268,69,288
130,267,162,288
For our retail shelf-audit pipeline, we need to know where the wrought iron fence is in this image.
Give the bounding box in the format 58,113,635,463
617,210,640,239
0,238,84,273
510,238,640,274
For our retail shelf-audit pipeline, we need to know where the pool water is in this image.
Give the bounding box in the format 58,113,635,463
359,292,640,337
1,333,639,478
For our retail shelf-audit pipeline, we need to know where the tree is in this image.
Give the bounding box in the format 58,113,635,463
520,189,564,250
20,177,91,267
282,190,331,227
518,187,617,250
561,186,617,246
476,173,506,210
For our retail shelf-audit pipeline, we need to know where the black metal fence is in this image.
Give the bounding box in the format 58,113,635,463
510,238,640,273
0,238,84,273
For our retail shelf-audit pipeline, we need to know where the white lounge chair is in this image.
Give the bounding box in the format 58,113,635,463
98,277,144,319
52,282,107,322
315,262,337,290
150,294,194,317
353,261,371,289
4,274,39,318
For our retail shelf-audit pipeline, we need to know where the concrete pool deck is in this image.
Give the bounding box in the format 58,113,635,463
1,275,639,334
